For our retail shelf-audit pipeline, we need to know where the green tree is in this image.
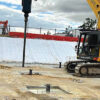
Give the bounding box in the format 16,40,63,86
79,18,96,30
65,26,73,36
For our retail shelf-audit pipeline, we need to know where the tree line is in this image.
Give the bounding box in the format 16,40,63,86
57,18,96,37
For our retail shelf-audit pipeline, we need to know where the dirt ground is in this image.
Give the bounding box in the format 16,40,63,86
0,34,9,37
0,65,100,100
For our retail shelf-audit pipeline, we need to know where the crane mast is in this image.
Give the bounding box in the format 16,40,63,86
87,0,100,29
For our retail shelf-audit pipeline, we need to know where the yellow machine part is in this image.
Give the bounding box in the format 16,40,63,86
97,48,100,61
87,0,100,29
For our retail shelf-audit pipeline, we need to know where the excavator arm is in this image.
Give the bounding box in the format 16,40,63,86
87,0,100,29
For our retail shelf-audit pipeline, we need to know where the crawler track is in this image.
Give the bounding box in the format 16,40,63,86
64,61,100,76
75,63,100,76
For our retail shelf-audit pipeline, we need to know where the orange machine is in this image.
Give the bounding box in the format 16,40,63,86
0,20,8,34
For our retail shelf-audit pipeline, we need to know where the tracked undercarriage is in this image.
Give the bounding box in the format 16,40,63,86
64,61,100,76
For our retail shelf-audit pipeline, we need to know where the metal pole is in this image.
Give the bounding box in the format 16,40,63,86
29,69,32,75
22,13,28,67
55,29,56,34
46,84,51,93
59,62,62,68
40,27,41,34
8,25,10,34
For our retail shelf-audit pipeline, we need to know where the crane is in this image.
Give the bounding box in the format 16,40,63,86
64,0,100,76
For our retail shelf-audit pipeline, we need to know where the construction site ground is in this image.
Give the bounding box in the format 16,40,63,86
0,64,100,100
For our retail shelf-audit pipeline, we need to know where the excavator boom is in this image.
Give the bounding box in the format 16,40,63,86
87,0,100,29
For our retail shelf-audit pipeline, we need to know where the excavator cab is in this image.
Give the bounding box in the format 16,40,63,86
77,31,100,62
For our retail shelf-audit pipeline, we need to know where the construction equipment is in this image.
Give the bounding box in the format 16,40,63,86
64,0,100,76
0,20,8,35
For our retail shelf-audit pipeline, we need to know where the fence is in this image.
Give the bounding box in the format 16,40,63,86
7,26,83,42
9,26,64,34
9,32,79,42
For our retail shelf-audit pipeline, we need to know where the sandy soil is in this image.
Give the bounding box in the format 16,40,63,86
0,65,100,100
0,34,9,37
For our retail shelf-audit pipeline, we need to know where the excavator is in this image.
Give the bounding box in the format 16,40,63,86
64,0,100,76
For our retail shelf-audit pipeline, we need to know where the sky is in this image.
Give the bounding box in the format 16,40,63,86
0,0,96,30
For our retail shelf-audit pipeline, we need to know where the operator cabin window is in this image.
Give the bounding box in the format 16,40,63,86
98,34,100,45
88,34,98,46
87,34,98,56
84,35,88,46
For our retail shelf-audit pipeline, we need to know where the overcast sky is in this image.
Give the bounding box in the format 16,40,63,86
0,0,96,29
